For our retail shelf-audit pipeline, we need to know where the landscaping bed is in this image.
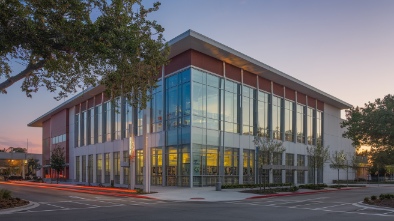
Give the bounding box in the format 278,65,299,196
364,194,394,208
0,189,29,210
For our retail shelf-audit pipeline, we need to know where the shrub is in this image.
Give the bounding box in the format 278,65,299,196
371,195,377,201
0,189,12,200
364,197,370,203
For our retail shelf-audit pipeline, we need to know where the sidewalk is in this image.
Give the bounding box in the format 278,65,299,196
0,181,361,202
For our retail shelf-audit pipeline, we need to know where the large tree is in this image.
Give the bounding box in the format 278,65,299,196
341,94,394,150
50,146,66,184
0,0,168,108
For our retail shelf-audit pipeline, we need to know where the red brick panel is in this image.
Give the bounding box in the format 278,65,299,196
258,76,271,92
273,83,284,97
88,98,94,109
191,50,223,76
243,70,257,87
317,100,324,111
43,120,51,139
285,88,296,101
297,92,307,105
51,109,68,137
95,94,103,105
165,50,192,75
308,96,316,108
225,63,241,83
81,101,87,112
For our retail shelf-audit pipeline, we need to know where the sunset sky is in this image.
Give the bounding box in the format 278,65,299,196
0,0,393,154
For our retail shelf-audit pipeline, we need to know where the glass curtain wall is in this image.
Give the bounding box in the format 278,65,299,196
285,153,294,183
224,147,238,184
96,154,102,183
307,107,314,145
89,108,94,144
296,104,305,144
136,150,143,185
151,147,163,185
151,81,163,133
75,156,80,182
297,154,305,184
113,152,120,184
242,86,254,135
88,155,93,184
284,100,294,142
243,149,255,184
104,153,110,183
224,79,239,133
165,69,191,186
123,151,129,185
97,104,103,143
82,155,86,182
272,96,282,140
192,144,218,187
316,111,322,146
124,99,133,138
257,91,269,137
114,98,121,140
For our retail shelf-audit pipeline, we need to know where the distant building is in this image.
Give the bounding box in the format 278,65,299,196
28,30,355,187
0,151,42,178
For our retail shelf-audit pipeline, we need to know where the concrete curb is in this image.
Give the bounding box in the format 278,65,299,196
246,188,354,199
0,201,39,215
353,201,394,212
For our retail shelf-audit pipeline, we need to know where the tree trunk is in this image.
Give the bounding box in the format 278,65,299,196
0,60,46,93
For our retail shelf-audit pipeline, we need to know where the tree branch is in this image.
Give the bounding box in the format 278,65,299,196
0,59,46,93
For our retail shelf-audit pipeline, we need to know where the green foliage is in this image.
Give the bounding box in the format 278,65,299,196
221,183,293,189
298,184,328,190
379,193,394,200
0,0,169,109
307,144,330,185
364,197,370,203
341,94,394,149
50,146,65,184
371,195,377,200
0,189,12,200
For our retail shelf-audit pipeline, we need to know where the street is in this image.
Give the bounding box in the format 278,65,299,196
1,183,394,221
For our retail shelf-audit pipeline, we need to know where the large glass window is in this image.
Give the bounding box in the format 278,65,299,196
104,153,110,183
114,98,121,140
96,154,102,183
284,100,294,142
88,154,93,184
104,102,112,141
316,111,323,146
192,144,218,187
97,104,102,143
297,154,305,166
75,156,80,182
75,113,80,147
136,150,144,185
297,171,305,184
296,104,305,144
272,96,282,140
151,81,163,133
113,152,120,184
151,147,163,185
224,148,238,184
123,151,129,185
243,149,255,184
224,79,239,133
273,152,282,165
82,155,86,182
165,69,191,146
307,107,314,145
192,69,219,131
286,153,294,166
124,99,133,138
89,108,94,145
242,86,254,135
257,91,269,137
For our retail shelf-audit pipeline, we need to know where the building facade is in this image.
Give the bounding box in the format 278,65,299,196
29,30,355,187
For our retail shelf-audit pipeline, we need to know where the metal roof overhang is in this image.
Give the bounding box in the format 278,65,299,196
28,30,352,128
28,85,105,127
169,30,352,110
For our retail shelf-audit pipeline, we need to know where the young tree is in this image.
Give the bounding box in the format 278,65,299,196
253,131,285,191
0,0,169,109
329,150,347,184
50,146,66,184
307,144,330,185
27,158,41,176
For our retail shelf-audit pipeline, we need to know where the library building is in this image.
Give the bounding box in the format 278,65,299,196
28,30,354,187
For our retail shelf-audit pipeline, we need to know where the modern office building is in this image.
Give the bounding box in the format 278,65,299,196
28,30,354,187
